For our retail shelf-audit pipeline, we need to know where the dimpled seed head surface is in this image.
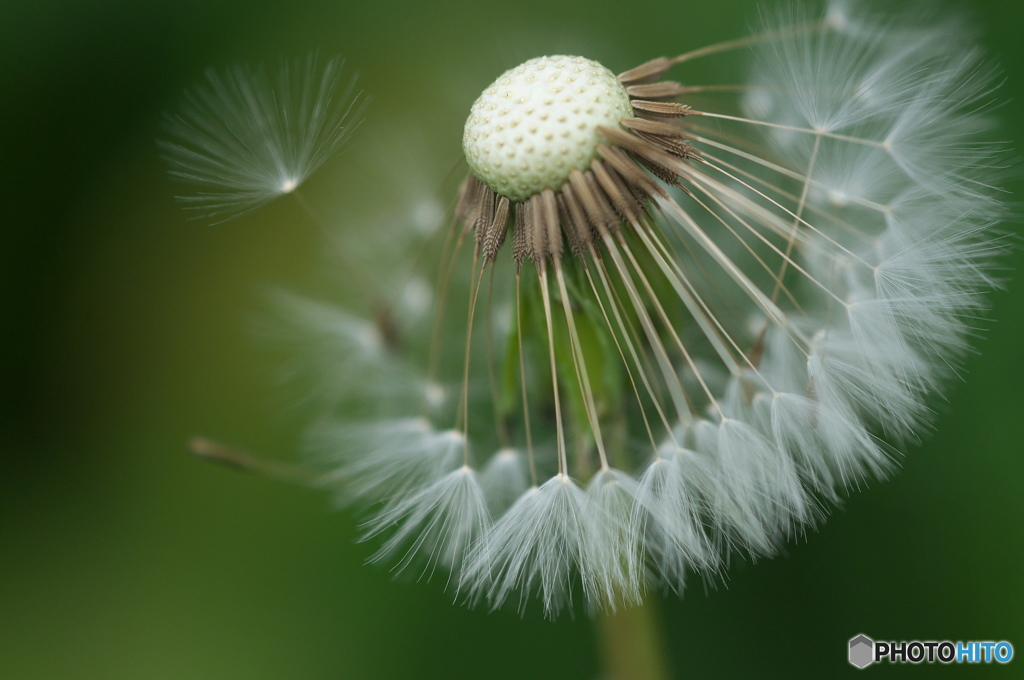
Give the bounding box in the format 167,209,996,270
463,56,634,202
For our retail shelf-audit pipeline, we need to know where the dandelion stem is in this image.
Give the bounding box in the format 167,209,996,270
596,598,671,680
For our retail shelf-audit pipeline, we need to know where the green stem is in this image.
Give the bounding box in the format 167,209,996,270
596,597,671,680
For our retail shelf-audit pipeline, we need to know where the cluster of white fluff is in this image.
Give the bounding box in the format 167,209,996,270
286,2,1005,617
163,2,1007,618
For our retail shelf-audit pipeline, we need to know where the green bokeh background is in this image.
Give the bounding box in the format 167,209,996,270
2,0,1022,678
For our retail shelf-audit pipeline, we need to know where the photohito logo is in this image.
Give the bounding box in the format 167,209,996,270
849,635,874,669
849,634,1014,668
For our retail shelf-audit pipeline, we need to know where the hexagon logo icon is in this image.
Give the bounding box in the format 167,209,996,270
849,634,874,669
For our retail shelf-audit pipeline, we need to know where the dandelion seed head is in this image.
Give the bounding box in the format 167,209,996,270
213,1,1012,618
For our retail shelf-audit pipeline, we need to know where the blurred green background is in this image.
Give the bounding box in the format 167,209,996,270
2,0,1022,678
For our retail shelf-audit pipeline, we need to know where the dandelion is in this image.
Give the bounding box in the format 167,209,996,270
160,52,365,223
173,1,1008,624
329,2,1004,617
